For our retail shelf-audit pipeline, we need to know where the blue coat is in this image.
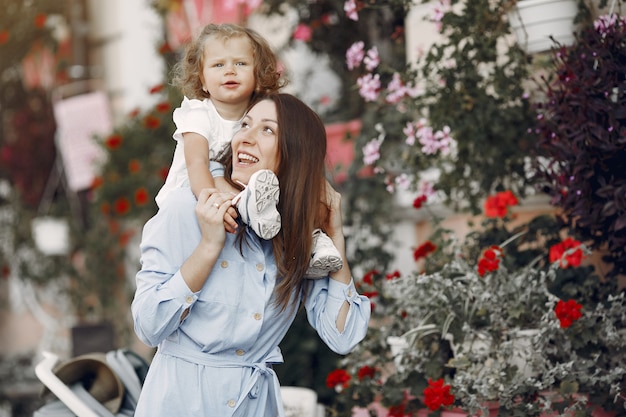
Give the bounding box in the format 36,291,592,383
131,187,371,416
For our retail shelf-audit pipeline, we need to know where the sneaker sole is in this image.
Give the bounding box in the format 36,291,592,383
241,170,281,240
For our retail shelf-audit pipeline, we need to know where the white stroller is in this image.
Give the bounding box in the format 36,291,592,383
33,349,149,417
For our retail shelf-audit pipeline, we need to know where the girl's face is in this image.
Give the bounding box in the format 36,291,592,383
231,99,280,186
200,35,256,107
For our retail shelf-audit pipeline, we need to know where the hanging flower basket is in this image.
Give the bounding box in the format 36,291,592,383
31,216,70,256
508,0,579,53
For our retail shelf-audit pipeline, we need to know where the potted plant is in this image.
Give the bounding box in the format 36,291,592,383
343,0,541,213
507,0,580,54
326,192,625,416
532,12,626,278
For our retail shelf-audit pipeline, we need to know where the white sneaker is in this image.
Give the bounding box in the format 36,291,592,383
305,229,343,279
234,169,281,240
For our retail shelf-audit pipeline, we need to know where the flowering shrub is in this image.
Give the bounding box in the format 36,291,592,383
343,0,537,213
533,13,626,278
327,191,626,415
91,85,177,221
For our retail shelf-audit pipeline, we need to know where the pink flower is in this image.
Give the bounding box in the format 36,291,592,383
364,46,380,71
362,137,382,165
292,24,312,41
386,72,412,104
357,73,381,102
346,41,365,70
344,0,359,21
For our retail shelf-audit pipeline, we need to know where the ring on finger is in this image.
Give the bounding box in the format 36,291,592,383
213,202,220,208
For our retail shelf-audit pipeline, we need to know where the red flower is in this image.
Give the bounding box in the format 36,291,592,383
113,197,131,216
149,84,164,94
128,108,140,118
134,187,149,206
326,369,351,391
0,30,9,45
118,230,135,248
362,269,379,285
554,299,582,328
477,245,503,277
159,166,170,181
413,241,437,261
357,365,376,380
128,159,141,173
2,264,10,278
34,13,47,28
413,194,427,209
293,23,312,41
385,270,401,280
155,101,170,113
484,190,519,218
143,115,161,129
101,202,111,216
423,378,454,411
91,176,104,189
105,134,123,150
362,291,379,299
158,42,173,55
387,403,406,417
549,237,583,268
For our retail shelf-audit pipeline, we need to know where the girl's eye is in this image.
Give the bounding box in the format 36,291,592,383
240,121,250,129
263,126,275,134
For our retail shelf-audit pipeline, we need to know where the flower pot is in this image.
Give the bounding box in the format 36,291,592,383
31,216,70,256
325,119,372,183
507,0,578,53
509,328,540,378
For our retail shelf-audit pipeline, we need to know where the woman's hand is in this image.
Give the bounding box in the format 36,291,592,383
324,180,344,242
324,181,351,286
195,188,234,249
181,188,233,293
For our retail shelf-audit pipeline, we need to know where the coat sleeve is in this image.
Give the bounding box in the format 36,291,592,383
131,188,202,347
304,278,371,355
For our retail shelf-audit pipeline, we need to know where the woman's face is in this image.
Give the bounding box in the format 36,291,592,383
231,99,280,186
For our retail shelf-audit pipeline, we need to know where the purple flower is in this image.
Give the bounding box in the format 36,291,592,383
594,14,626,34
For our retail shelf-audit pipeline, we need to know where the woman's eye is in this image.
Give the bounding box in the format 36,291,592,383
240,121,250,129
263,126,275,134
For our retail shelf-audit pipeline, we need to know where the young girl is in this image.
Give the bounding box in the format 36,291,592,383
155,23,341,278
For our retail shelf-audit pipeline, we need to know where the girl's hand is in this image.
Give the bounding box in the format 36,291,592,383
214,177,240,234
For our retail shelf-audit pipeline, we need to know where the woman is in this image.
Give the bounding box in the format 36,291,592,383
131,93,371,417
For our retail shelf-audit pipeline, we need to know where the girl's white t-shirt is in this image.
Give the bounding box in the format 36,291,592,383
155,97,240,207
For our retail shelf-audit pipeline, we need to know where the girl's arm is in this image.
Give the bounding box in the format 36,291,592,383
183,132,215,198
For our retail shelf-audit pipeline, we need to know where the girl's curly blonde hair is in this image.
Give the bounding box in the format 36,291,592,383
171,23,286,101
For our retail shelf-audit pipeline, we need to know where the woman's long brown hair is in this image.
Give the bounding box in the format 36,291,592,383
219,94,329,311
